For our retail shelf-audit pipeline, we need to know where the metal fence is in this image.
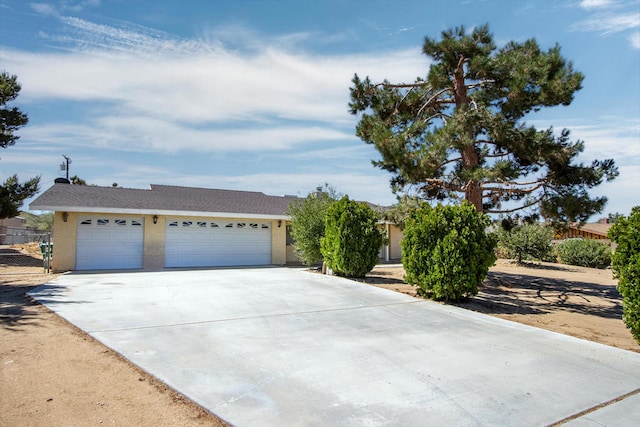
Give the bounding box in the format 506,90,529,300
0,233,52,274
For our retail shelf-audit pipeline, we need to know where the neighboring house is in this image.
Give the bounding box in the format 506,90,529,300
379,221,403,262
0,216,38,244
30,182,403,272
555,222,612,242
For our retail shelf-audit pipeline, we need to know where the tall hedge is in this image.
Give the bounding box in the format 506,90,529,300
402,202,497,302
320,196,384,277
608,206,640,344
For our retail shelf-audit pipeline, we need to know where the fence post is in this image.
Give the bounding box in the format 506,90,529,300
46,232,52,273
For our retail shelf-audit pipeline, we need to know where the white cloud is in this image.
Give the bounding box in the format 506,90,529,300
30,3,59,16
3,45,424,124
579,0,617,9
0,15,427,156
31,0,101,16
630,31,640,48
20,118,356,153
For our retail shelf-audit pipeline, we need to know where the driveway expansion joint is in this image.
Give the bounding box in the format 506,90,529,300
88,299,426,333
548,387,640,426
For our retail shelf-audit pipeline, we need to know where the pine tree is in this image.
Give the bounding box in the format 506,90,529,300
349,24,617,224
1,71,40,219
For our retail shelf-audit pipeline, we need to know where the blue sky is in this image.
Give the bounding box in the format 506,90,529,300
1,0,639,217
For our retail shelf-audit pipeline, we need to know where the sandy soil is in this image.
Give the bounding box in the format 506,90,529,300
362,259,639,353
2,247,638,426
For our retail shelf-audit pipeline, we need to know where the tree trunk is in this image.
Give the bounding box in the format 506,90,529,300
453,57,483,213
466,179,483,212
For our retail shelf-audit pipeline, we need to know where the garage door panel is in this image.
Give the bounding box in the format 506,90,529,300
165,220,271,268
76,217,144,270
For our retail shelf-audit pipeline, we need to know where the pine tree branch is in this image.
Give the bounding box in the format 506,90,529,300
485,178,545,187
486,197,540,214
377,81,430,89
482,182,545,194
422,178,465,193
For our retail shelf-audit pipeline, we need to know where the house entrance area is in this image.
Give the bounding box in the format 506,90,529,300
164,219,272,268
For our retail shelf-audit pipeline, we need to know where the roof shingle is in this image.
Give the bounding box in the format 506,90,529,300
30,184,300,217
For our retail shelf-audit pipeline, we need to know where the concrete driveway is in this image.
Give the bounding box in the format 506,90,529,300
29,267,640,426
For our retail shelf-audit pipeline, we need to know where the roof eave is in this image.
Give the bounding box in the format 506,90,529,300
29,205,291,220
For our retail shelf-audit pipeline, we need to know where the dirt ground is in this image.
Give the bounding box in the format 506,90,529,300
362,259,639,353
1,250,638,426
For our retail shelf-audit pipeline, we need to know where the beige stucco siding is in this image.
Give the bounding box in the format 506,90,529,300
51,211,77,272
271,219,287,265
143,215,165,270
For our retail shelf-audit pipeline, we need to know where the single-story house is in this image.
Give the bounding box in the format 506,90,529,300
0,216,39,244
555,222,612,241
30,183,402,272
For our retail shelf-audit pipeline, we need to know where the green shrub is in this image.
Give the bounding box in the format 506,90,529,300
286,186,337,265
320,196,384,277
555,238,611,269
401,202,497,302
496,223,554,263
608,207,640,344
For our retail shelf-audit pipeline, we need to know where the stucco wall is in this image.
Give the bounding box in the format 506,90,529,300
51,211,77,272
143,215,164,269
271,219,287,265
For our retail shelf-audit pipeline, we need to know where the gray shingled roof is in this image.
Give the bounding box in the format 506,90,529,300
29,184,301,218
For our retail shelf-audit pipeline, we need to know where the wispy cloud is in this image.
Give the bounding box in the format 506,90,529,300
573,12,640,34
572,0,640,48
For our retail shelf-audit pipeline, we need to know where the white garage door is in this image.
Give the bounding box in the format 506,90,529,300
76,217,144,270
165,220,272,268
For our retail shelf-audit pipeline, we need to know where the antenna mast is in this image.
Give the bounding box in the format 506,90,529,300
60,155,71,180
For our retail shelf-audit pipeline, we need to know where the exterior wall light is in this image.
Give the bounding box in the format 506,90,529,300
62,212,68,222
153,215,158,224
278,220,282,228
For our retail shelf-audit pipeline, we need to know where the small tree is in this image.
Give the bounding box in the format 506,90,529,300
286,184,339,265
0,175,40,219
24,211,54,232
608,207,640,344
380,194,421,230
320,196,384,277
402,202,496,301
496,223,554,263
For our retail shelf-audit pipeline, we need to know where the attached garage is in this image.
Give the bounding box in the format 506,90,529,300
30,183,298,272
76,216,145,270
165,219,272,268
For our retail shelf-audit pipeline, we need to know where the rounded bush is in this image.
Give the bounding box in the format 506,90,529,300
320,196,384,277
609,206,640,344
555,238,611,269
401,202,497,302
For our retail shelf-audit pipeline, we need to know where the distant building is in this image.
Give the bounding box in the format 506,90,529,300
555,222,612,241
0,216,38,244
